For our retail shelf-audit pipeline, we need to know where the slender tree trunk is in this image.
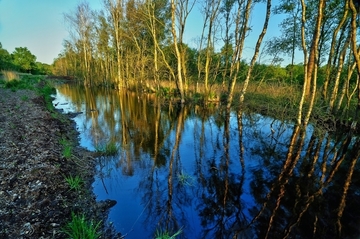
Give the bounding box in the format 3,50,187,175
171,0,185,103
349,0,360,120
305,0,326,98
227,0,252,109
105,0,123,89
329,34,351,112
239,0,272,104
322,2,349,100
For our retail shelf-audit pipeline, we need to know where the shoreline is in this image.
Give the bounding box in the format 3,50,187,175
0,82,120,238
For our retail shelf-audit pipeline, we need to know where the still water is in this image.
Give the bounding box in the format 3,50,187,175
53,83,360,239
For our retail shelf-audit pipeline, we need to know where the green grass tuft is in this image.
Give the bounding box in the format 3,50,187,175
64,175,84,192
60,138,72,159
95,141,119,156
62,212,101,239
177,170,194,186
155,228,182,239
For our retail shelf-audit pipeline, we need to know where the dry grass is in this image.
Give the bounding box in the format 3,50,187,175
1,70,19,81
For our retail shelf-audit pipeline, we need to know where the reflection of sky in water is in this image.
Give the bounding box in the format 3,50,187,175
52,86,353,239
53,90,297,238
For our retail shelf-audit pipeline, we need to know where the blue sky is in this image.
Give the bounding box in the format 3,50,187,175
0,0,293,65
0,0,102,64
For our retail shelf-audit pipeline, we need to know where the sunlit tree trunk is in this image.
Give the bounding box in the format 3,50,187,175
202,0,222,97
145,0,160,89
336,60,358,113
322,2,349,100
170,0,186,103
104,0,124,89
227,0,252,109
220,0,235,90
349,0,360,121
304,0,325,98
239,0,272,104
177,0,196,94
328,34,351,112
64,2,93,85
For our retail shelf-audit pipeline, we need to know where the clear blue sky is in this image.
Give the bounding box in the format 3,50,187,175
0,0,293,66
0,0,102,64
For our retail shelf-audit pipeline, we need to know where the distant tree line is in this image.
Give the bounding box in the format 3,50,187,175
0,43,51,75
54,0,360,119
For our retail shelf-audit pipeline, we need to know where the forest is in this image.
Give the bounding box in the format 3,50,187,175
0,43,51,75
1,0,359,125
1,1,360,238
48,0,360,124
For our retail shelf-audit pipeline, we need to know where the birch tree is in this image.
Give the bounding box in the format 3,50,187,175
64,2,94,84
239,0,272,104
103,0,124,88
226,0,253,109
200,0,222,96
170,0,185,103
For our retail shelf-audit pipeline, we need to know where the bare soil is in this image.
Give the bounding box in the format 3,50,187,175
0,86,120,238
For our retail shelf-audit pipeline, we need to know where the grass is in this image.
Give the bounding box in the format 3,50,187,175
177,170,194,186
1,70,19,81
1,72,57,112
62,212,101,239
21,95,29,101
64,175,84,192
36,80,57,112
1,72,42,92
95,141,119,156
60,138,72,159
155,228,182,239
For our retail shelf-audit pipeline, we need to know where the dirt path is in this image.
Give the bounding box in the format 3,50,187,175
0,86,120,238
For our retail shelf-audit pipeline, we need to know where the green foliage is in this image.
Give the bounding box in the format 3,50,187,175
37,81,57,112
155,228,182,239
0,43,14,70
64,175,84,192
95,141,119,156
32,62,52,75
62,212,101,239
11,47,37,73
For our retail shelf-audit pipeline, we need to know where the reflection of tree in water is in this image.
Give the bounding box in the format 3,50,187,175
57,84,360,238
246,124,360,238
138,106,193,238
195,107,360,238
196,109,250,238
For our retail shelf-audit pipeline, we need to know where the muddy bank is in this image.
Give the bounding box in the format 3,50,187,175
0,85,120,238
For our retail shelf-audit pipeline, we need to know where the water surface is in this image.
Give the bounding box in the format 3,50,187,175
53,83,360,239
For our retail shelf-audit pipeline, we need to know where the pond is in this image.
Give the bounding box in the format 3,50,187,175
53,83,360,239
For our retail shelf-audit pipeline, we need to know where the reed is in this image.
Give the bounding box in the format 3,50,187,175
1,70,19,81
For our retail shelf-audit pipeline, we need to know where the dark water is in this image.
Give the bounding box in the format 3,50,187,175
53,83,360,239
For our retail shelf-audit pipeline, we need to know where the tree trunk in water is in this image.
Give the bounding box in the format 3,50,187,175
226,0,252,109
305,0,325,98
349,0,360,120
171,0,185,103
239,0,272,104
